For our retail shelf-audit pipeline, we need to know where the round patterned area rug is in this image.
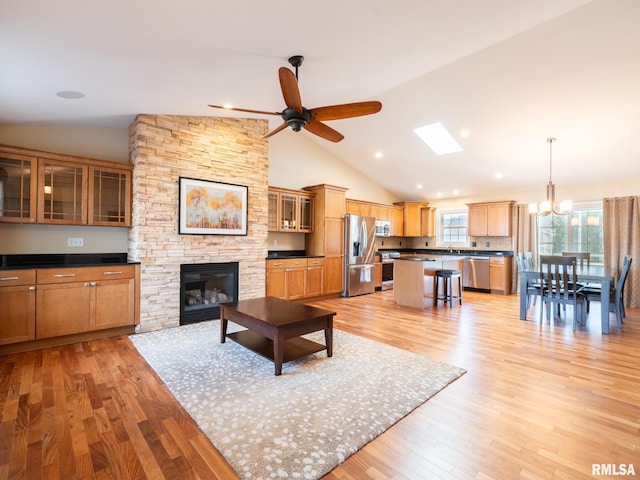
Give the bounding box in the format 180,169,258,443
130,320,465,480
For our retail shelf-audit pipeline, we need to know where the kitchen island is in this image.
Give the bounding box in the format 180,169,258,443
393,256,463,308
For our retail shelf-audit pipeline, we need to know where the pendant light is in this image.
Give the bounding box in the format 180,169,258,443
529,137,571,215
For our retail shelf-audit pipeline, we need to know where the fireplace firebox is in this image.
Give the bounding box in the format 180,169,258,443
180,262,239,325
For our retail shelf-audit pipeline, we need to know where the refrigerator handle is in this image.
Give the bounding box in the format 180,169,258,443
360,221,367,254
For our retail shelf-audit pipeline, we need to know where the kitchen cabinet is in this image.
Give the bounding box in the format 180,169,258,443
374,262,382,289
421,207,435,237
489,256,512,295
345,199,371,216
389,206,404,236
394,201,428,237
0,270,36,345
36,265,137,339
304,184,347,294
266,257,325,299
0,150,38,223
0,144,133,227
467,201,515,237
268,187,314,232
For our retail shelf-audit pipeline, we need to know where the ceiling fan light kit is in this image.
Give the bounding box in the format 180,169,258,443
209,54,382,142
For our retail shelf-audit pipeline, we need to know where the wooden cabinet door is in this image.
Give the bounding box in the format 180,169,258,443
298,194,314,232
92,277,135,329
0,150,38,224
88,166,132,226
323,256,344,295
306,258,325,297
285,266,307,300
490,257,512,294
389,207,404,236
266,264,286,298
374,262,382,288
345,200,361,215
0,269,36,344
420,207,435,237
267,190,279,231
468,204,488,236
36,282,91,338
37,158,88,225
487,203,512,236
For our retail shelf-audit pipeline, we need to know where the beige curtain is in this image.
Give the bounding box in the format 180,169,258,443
602,196,640,307
511,204,538,293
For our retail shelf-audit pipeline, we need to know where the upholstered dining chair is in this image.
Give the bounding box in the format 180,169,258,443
583,256,632,329
539,255,587,330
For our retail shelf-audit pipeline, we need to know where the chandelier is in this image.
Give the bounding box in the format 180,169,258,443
529,137,571,215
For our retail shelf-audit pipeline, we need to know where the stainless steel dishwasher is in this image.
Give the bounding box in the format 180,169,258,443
462,256,491,291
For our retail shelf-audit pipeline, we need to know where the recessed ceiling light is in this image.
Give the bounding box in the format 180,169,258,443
436,192,443,197
453,190,460,195
495,172,503,179
374,151,383,159
413,122,463,155
56,90,85,99
459,129,470,138
416,184,423,189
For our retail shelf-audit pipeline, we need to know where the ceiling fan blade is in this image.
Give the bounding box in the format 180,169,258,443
208,105,280,116
311,101,382,121
261,122,290,140
304,120,344,143
278,67,303,112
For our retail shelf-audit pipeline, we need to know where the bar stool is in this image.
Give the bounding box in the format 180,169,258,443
434,269,462,307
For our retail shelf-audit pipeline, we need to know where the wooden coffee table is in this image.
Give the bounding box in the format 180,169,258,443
220,296,336,375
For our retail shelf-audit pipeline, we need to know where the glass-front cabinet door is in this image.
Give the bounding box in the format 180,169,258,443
267,190,279,231
298,194,313,232
89,166,131,226
37,159,88,224
0,152,37,223
279,192,298,230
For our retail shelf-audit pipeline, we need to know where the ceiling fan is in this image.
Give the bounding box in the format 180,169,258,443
209,55,382,142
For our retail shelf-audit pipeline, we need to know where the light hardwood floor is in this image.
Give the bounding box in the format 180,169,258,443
1,290,638,479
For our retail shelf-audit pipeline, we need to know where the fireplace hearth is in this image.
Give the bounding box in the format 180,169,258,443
180,262,239,325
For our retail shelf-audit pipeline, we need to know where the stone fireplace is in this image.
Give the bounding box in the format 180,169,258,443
128,114,269,332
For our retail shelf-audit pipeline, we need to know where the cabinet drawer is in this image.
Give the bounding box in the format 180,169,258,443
266,258,308,270
0,269,36,286
37,265,135,284
306,258,325,267
490,257,505,265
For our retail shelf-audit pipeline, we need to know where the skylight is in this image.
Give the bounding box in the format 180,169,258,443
413,122,463,155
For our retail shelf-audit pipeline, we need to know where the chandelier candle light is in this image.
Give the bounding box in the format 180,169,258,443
529,137,572,215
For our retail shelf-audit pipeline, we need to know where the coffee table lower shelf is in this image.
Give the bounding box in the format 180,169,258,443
226,330,327,364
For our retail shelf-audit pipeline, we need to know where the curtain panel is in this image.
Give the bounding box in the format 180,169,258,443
602,196,639,307
512,204,538,293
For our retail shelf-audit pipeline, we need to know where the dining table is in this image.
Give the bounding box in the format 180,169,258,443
519,264,617,334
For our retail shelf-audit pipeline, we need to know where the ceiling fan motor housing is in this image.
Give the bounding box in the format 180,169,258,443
282,108,311,131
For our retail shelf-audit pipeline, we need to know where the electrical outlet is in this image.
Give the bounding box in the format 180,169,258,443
273,239,278,247
67,237,84,247
425,241,429,246
485,241,490,247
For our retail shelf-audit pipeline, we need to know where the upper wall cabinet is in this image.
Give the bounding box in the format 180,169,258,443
268,186,314,233
467,201,515,237
0,144,133,227
394,201,428,237
0,150,38,223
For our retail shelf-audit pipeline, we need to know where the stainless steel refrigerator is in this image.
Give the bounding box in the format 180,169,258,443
342,213,376,297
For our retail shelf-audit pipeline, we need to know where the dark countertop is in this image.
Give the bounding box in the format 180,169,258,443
378,248,513,257
266,250,323,259
0,253,138,270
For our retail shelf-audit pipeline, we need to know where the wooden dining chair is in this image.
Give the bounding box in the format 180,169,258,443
539,255,587,330
517,252,539,309
583,256,632,329
562,252,590,267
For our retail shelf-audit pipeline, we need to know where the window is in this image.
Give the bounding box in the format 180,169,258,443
437,209,468,246
538,201,603,264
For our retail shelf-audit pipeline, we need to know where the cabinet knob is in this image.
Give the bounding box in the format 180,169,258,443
29,286,36,291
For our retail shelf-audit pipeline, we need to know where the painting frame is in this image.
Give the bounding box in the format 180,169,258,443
178,177,248,235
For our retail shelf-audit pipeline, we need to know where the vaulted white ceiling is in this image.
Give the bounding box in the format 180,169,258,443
2,0,639,201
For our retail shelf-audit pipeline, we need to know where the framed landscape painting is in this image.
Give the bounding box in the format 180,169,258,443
179,177,248,235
